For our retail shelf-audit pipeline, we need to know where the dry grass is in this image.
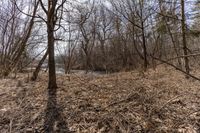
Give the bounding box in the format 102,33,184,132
0,66,200,133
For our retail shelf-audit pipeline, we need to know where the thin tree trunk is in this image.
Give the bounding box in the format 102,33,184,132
65,57,72,74
141,23,148,70
2,1,39,76
139,0,148,71
12,1,39,69
158,1,182,68
44,22,57,133
165,21,182,67
31,49,48,81
132,25,144,61
43,1,57,132
181,0,190,76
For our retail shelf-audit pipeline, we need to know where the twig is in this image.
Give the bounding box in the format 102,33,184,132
150,55,200,81
157,95,184,111
162,53,200,62
9,118,13,133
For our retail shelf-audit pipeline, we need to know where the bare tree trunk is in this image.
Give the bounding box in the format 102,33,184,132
47,29,57,89
12,0,39,69
31,49,48,81
139,0,148,71
45,10,58,133
1,0,39,77
132,26,144,61
65,58,71,75
44,26,57,132
39,0,58,131
165,21,182,67
181,0,190,76
141,24,148,70
158,1,182,68
85,51,91,73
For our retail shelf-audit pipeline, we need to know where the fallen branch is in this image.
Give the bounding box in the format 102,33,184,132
150,55,200,81
157,94,184,111
164,53,200,62
9,119,13,133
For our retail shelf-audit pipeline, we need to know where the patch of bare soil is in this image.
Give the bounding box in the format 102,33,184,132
0,66,200,133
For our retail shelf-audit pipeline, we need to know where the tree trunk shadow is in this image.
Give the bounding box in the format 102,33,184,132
43,88,71,133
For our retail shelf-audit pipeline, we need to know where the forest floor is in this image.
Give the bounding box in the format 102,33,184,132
0,66,200,133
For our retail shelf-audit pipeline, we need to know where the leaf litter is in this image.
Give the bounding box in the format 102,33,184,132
0,66,200,133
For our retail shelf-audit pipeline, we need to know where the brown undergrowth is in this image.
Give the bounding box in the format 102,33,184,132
0,66,200,133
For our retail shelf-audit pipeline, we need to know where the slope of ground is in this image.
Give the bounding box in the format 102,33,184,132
0,66,200,133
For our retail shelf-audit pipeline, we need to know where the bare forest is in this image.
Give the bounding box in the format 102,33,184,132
1,0,200,132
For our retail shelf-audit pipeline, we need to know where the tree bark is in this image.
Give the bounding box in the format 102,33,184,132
141,24,148,70
31,49,48,81
139,0,148,71
47,30,57,89
181,0,190,76
41,0,58,131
